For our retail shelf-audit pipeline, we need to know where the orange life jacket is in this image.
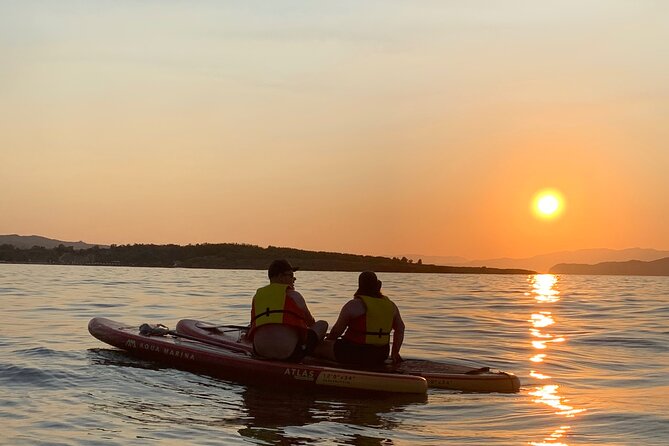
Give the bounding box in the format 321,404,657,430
343,294,394,346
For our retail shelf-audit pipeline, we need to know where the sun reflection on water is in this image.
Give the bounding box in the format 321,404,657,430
530,425,572,446
527,274,585,445
528,274,561,303
530,353,547,363
531,312,554,328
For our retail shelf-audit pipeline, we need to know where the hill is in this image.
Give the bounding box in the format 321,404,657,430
0,234,105,250
550,257,669,276
0,242,534,275
411,248,669,273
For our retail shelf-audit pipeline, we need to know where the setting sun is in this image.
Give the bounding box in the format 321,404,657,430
533,190,564,219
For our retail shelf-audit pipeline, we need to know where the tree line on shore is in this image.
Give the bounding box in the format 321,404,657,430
0,242,535,274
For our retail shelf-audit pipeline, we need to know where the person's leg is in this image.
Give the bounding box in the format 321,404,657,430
303,320,328,353
309,320,328,341
331,340,389,366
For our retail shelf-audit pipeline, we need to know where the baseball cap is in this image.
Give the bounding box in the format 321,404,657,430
268,259,299,279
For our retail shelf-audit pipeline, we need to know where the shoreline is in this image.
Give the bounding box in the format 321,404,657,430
0,260,535,275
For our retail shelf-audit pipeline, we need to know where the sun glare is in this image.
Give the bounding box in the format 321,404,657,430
533,189,564,219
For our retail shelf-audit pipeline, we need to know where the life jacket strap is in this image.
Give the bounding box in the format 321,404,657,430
252,308,306,322
347,327,391,338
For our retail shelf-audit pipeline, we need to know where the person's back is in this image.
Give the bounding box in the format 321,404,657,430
247,259,327,361
313,271,405,366
342,293,395,345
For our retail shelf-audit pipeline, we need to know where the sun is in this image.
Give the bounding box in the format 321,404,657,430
533,189,564,219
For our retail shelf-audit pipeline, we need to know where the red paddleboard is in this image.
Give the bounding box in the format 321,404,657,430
88,317,428,395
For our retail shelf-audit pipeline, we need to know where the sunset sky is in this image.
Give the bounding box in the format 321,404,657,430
2,1,668,260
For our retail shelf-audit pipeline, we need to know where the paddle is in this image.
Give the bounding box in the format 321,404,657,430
139,323,250,353
194,322,250,331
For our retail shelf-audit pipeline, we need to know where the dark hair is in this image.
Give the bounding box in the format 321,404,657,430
268,259,298,279
355,271,383,297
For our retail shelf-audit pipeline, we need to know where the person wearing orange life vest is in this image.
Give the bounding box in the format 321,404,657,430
248,259,328,361
314,271,405,366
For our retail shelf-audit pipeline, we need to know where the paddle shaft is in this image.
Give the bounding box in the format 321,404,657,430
166,330,251,353
196,323,250,331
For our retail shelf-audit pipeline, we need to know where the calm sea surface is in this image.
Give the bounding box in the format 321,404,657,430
2,264,668,445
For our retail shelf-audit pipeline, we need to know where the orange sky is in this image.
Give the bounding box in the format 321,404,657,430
1,2,668,260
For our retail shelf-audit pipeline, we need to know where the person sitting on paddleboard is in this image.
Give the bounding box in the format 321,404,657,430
314,271,405,366
247,259,328,361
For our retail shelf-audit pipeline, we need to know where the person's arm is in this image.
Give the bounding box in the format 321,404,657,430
390,304,405,363
326,300,362,340
288,290,316,326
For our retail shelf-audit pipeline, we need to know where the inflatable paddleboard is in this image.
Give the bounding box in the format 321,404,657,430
88,317,428,395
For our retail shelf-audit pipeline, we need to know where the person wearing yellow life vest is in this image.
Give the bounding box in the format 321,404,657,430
248,259,328,361
314,271,405,366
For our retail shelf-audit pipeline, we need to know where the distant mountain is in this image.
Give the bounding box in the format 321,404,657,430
0,234,105,250
550,257,669,276
406,248,669,273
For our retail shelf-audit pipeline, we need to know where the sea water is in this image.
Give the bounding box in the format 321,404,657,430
1,264,668,445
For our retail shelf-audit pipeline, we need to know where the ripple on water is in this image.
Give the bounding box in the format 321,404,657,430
2,266,669,445
0,363,63,388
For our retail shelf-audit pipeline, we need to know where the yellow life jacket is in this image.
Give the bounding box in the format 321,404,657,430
343,294,394,346
249,283,308,340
